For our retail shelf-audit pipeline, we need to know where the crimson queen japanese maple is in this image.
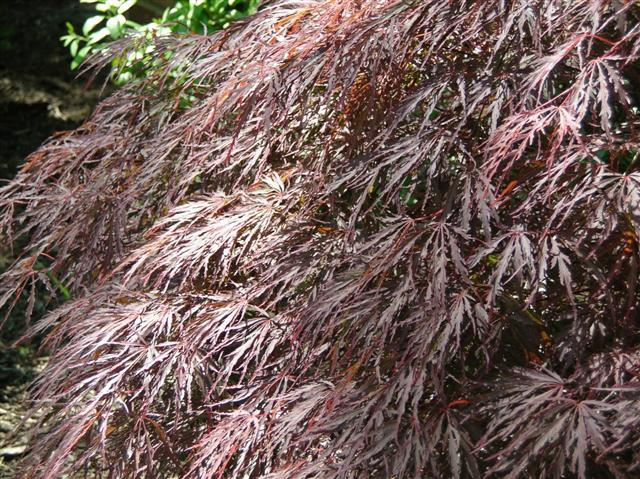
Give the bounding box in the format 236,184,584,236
1,0,640,477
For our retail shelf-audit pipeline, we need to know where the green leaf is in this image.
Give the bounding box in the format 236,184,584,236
61,35,75,47
70,39,80,57
124,20,143,29
78,44,92,59
106,14,126,38
46,272,71,300
83,15,105,36
65,21,77,35
118,0,138,14
88,27,112,44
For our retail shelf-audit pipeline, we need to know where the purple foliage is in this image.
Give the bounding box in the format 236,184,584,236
1,0,640,477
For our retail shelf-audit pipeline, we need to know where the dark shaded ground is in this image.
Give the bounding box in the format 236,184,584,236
0,0,104,473
0,0,103,179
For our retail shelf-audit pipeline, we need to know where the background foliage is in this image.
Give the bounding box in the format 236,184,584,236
62,0,259,82
1,0,640,477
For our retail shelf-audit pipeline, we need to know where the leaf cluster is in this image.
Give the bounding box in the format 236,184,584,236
62,0,259,81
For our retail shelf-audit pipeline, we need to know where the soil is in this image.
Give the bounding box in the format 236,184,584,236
0,1,104,475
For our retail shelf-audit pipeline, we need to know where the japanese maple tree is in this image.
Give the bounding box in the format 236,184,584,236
1,0,640,477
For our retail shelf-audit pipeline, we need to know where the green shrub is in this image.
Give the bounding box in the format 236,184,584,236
62,0,259,82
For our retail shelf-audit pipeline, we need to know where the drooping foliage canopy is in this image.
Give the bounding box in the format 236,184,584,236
1,0,640,477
